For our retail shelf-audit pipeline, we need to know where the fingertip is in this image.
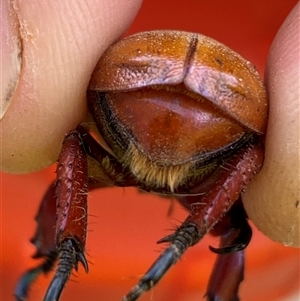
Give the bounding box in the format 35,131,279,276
243,3,300,246
1,0,142,173
1,1,22,120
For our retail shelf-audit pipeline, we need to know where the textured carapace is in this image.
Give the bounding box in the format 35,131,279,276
89,31,267,132
88,31,267,191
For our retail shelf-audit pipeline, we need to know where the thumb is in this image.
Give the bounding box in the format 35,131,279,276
1,0,142,173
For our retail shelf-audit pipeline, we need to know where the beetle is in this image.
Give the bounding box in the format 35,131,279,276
15,30,268,301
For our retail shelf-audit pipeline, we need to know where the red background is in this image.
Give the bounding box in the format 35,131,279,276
1,1,299,301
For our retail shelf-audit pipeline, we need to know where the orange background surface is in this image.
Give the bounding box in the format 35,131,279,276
1,1,299,301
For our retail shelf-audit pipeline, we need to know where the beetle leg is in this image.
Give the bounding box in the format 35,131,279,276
122,222,201,301
209,223,252,254
122,144,263,301
206,246,244,301
15,182,58,300
43,130,89,301
16,125,136,301
205,200,252,301
209,200,252,255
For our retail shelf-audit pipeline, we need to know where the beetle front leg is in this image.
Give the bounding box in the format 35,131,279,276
122,144,263,301
15,125,132,301
43,130,89,301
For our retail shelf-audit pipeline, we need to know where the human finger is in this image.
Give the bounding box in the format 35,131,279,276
243,2,299,246
1,0,142,173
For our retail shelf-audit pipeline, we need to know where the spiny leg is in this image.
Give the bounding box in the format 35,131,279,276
122,144,263,301
122,222,201,301
15,125,135,301
43,130,89,301
44,125,139,300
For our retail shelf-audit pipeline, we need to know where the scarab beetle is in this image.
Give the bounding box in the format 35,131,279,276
15,30,268,301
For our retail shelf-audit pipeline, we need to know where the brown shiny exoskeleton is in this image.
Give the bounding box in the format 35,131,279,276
15,31,268,301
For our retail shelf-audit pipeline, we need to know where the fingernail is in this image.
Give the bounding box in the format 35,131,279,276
1,1,22,119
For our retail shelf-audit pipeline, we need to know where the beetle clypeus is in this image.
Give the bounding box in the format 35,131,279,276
15,30,268,301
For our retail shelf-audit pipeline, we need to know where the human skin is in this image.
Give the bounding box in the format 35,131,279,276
0,0,298,262
1,0,143,171
1,1,299,301
243,2,299,246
